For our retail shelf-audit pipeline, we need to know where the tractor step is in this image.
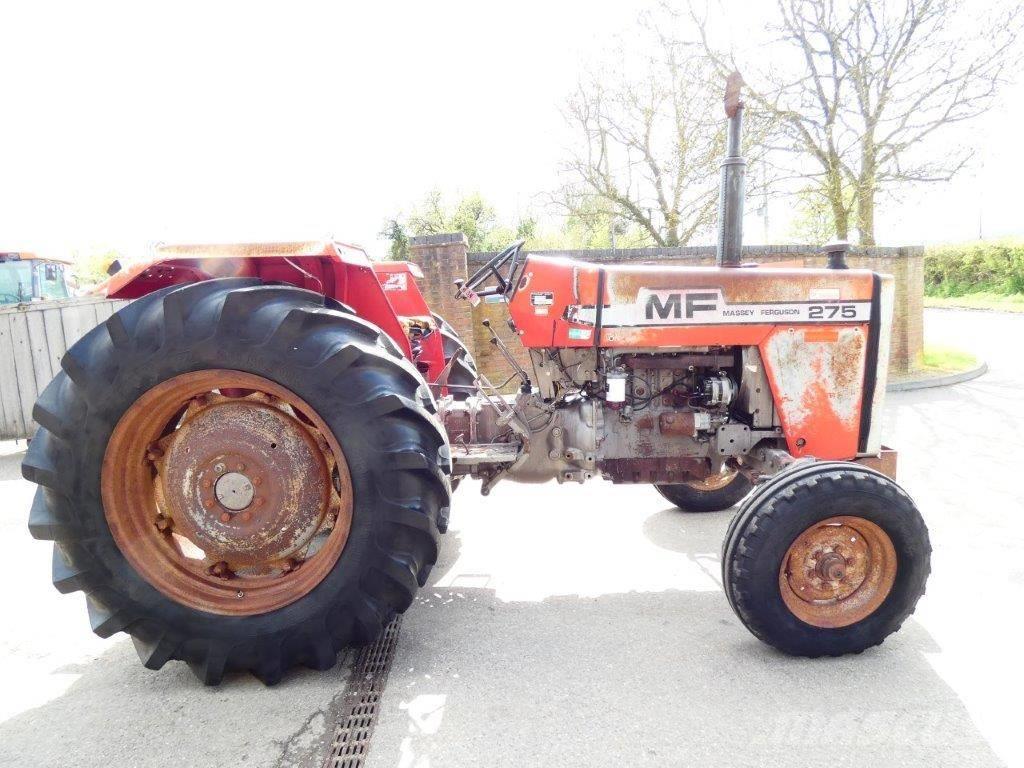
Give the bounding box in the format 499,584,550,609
450,442,520,468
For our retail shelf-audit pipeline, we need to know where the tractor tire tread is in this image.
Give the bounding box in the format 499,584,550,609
722,464,931,657
21,278,449,685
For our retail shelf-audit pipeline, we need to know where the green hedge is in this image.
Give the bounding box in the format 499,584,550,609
924,240,1024,297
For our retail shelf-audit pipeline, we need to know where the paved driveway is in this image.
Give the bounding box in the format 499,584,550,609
1,308,1021,768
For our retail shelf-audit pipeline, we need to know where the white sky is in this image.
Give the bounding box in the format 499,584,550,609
2,0,1021,261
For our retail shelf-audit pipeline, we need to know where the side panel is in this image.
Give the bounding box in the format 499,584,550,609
758,325,867,459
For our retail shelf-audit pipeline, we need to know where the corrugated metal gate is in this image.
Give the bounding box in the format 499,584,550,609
0,296,129,440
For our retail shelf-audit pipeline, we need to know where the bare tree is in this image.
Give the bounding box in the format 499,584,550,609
688,0,1021,244
557,39,765,247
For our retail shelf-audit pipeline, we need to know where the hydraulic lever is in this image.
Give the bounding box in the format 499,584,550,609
482,319,532,392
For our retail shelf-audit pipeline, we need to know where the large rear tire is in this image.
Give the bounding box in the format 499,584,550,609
23,279,451,684
721,462,930,657
655,469,751,513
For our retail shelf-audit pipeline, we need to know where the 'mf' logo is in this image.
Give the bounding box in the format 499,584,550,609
644,291,718,320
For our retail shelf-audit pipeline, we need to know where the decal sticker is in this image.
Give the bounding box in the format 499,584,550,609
382,272,408,292
810,288,841,300
567,288,870,327
531,291,554,306
568,327,592,340
804,328,840,342
534,305,549,316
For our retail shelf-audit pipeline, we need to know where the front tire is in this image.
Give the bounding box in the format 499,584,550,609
655,469,752,512
721,462,930,657
23,279,451,684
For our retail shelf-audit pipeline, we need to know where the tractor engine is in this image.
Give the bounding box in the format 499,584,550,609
439,344,778,492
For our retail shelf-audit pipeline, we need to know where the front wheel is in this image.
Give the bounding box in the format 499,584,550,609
655,468,752,512
721,462,930,657
23,279,451,684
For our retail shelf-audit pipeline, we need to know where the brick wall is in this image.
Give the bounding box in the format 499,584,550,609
407,234,475,346
408,236,924,388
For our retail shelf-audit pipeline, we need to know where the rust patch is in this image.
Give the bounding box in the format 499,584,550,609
598,457,709,484
779,516,897,628
855,447,898,480
634,414,655,431
684,468,738,491
103,370,353,617
659,411,697,437
158,400,331,568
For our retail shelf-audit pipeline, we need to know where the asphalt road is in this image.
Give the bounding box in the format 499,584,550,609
0,308,1021,768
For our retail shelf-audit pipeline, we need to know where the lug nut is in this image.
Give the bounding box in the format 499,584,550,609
203,499,214,509
236,463,245,472
214,463,226,474
220,512,231,523
207,561,232,579
154,516,173,532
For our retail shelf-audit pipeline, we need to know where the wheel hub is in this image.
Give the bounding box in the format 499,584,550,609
215,471,255,511
102,370,353,615
778,516,897,628
815,551,848,583
687,468,737,492
158,399,332,568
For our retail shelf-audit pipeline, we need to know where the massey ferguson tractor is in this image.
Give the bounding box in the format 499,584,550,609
22,74,930,685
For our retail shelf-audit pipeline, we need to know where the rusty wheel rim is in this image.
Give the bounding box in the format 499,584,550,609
102,370,353,616
778,516,897,629
687,468,738,492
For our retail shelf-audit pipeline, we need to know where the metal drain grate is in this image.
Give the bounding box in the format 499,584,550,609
322,615,403,768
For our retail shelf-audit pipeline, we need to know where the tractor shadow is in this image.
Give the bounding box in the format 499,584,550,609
0,442,28,481
0,465,466,768
363,507,1004,768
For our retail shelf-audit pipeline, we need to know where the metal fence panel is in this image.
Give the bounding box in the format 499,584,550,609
0,297,129,440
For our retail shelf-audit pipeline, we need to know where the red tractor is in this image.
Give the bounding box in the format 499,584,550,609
23,76,929,684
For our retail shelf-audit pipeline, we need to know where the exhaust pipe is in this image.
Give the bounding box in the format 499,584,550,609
716,71,746,268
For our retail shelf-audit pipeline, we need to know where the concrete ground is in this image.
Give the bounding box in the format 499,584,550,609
0,308,1021,768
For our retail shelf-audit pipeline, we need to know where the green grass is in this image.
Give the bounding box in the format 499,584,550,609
924,292,1024,313
917,344,978,375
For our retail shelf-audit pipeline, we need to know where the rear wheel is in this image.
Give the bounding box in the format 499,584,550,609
23,279,451,684
655,468,751,512
721,463,930,656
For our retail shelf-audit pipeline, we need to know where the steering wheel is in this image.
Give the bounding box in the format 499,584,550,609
456,239,526,300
